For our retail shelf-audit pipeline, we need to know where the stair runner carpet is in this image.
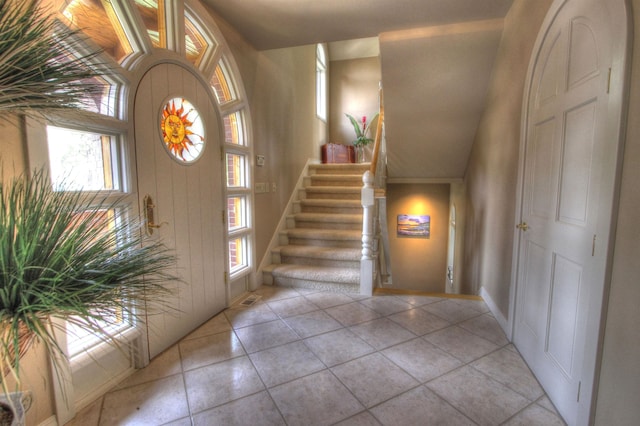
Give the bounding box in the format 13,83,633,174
263,163,369,293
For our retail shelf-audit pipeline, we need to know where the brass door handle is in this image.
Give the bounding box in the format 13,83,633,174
516,222,529,231
143,194,168,235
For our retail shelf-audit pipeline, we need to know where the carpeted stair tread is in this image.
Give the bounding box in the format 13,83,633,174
292,212,363,223
276,245,361,261
304,186,361,193
303,187,362,200
284,228,361,241
309,175,363,187
270,264,360,284
309,163,370,176
300,199,362,208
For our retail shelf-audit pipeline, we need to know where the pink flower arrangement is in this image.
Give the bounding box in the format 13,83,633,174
345,113,379,147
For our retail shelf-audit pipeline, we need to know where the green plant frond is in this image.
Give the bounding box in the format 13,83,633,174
345,113,364,138
345,113,380,146
0,0,107,114
1,169,179,388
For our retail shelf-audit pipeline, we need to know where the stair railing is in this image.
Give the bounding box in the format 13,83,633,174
360,87,391,295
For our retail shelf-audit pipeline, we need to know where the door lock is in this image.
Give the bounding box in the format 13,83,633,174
516,222,529,231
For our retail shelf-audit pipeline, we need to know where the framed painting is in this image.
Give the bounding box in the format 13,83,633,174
397,214,430,238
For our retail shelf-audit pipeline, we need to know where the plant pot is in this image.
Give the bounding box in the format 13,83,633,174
356,146,366,163
356,145,373,163
0,392,30,426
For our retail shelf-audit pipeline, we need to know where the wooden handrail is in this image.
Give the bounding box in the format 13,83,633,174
369,88,384,175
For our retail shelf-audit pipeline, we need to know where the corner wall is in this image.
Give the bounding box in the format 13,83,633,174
461,0,552,318
249,45,327,260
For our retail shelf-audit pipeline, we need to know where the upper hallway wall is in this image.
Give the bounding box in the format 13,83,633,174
380,20,503,181
329,56,381,146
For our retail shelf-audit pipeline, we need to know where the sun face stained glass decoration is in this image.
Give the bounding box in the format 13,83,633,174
160,98,205,163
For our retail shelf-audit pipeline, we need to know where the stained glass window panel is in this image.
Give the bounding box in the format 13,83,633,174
160,98,205,163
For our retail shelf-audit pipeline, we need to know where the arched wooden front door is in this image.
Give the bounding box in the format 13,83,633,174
134,62,227,359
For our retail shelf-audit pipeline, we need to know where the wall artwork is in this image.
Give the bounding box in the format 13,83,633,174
397,214,430,238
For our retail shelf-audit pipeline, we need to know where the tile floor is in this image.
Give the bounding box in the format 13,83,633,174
68,286,566,425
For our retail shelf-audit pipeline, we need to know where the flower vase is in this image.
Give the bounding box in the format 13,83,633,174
356,146,365,163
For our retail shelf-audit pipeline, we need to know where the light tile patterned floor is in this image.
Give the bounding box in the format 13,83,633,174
67,286,566,425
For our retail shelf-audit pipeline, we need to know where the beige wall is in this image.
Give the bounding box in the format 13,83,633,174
0,115,27,182
329,57,381,145
461,0,552,318
248,45,327,261
386,183,450,292
595,1,640,423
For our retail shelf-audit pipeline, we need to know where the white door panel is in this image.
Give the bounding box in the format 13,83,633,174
514,0,626,424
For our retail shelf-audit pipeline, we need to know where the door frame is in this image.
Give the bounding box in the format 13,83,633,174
508,0,632,423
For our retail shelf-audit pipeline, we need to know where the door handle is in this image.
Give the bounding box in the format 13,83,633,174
143,194,168,235
516,222,529,231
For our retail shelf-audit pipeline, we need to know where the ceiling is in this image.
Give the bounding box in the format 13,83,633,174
202,0,516,181
201,0,514,51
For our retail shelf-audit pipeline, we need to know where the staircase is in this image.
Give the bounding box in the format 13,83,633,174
262,162,370,293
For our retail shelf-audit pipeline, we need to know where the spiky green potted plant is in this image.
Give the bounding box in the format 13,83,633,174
0,1,177,424
1,170,177,423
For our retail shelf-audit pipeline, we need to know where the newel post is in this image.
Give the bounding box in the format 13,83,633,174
360,171,375,296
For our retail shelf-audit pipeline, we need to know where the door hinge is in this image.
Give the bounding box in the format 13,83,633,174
222,210,226,225
577,381,582,402
220,146,224,161
224,271,228,285
592,234,596,257
607,67,612,94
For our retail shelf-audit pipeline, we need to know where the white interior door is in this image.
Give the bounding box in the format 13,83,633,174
134,63,227,359
513,0,626,424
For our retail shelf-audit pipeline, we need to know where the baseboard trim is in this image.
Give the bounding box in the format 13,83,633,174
479,286,510,339
38,415,58,426
374,287,483,301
